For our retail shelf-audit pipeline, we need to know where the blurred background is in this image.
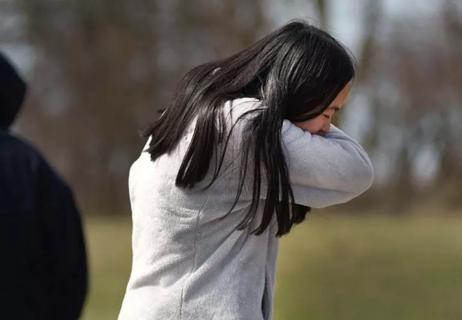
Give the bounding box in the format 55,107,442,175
1,0,462,319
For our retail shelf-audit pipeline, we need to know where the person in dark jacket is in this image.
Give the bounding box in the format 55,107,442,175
0,52,88,319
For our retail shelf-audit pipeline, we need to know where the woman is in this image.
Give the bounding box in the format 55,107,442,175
119,20,374,320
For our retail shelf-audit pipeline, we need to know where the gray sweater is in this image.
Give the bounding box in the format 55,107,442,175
118,97,374,320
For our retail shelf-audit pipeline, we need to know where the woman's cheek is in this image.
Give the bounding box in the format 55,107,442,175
293,118,324,134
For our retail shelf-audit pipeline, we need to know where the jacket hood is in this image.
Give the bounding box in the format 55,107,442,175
0,52,27,129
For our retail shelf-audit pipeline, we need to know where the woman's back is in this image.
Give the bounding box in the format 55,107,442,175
119,98,279,320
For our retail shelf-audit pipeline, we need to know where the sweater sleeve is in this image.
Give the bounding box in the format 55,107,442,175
280,119,374,208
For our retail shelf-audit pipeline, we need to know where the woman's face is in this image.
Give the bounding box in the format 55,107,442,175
293,82,351,134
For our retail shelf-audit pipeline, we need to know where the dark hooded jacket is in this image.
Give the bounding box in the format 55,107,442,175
0,53,88,319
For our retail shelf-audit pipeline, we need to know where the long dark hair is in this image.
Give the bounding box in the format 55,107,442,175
142,20,356,237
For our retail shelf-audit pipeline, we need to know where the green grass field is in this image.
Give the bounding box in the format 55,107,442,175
81,211,462,320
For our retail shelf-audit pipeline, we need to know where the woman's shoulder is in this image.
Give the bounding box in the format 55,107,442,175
223,97,266,123
229,96,261,105
226,97,261,111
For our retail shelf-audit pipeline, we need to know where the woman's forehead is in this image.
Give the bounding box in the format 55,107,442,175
329,82,351,109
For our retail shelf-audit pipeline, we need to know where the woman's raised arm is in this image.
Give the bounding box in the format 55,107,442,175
281,119,374,208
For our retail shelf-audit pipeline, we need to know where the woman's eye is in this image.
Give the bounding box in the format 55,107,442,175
323,114,330,119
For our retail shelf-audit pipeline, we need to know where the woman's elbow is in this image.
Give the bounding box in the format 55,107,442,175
352,158,374,196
